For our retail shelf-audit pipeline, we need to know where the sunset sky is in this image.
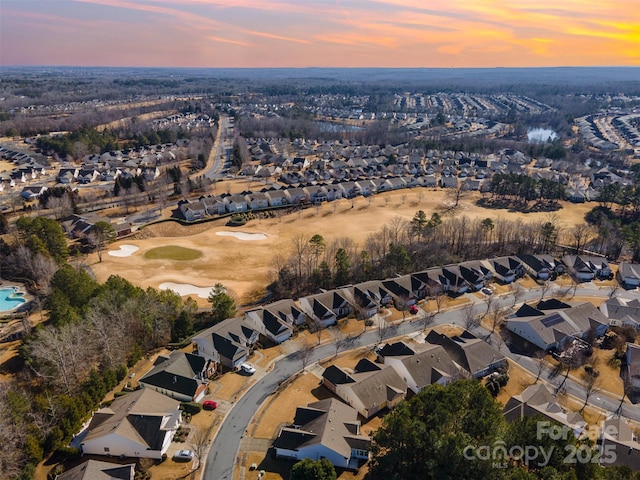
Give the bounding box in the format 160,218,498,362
1,0,639,68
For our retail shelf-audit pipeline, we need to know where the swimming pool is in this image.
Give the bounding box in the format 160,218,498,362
0,287,26,312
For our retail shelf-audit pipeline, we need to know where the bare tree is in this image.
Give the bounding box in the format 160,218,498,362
488,305,506,334
333,327,348,357
510,283,525,308
46,195,73,220
433,291,448,313
292,234,309,286
462,304,479,330
580,371,601,412
442,181,468,214
539,280,552,301
484,292,496,317
609,282,620,299
534,350,547,383
307,317,324,345
190,426,213,471
569,224,595,254
420,311,436,332
376,319,391,344
616,373,632,417
89,221,116,262
85,292,134,369
299,341,314,371
27,322,92,394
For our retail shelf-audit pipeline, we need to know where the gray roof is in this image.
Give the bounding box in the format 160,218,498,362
503,384,586,431
139,351,207,398
274,398,370,459
507,302,608,348
397,343,460,388
193,317,258,362
601,296,640,322
82,388,180,450
345,359,407,410
56,460,135,480
425,330,504,376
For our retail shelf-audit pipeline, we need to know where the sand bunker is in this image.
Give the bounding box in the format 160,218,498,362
159,282,214,298
108,245,140,257
216,231,267,241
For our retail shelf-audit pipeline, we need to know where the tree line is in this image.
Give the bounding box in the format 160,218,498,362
267,211,565,299
35,126,184,160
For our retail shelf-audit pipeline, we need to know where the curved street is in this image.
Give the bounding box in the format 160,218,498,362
203,282,640,479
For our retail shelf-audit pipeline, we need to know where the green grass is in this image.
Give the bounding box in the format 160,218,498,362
144,246,203,261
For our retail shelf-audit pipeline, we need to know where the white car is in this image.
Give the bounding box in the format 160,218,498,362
240,363,256,375
173,449,194,462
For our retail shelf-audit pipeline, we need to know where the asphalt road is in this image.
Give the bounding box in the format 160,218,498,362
203,282,640,479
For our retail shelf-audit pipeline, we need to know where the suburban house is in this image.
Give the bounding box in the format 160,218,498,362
273,398,371,470
516,254,563,280
376,342,460,394
223,194,249,213
382,275,418,310
80,388,182,459
265,189,288,207
503,384,586,436
20,185,48,200
505,302,609,351
600,296,640,329
246,192,269,210
178,200,206,221
424,330,507,378
440,265,470,295
413,269,448,297
598,417,640,470
618,263,640,288
344,282,391,318
299,291,352,328
138,351,214,402
322,358,407,419
192,317,259,370
483,256,524,284
245,306,294,344
201,196,227,216
285,187,309,204
626,343,640,390
458,261,490,291
55,460,135,480
562,255,611,282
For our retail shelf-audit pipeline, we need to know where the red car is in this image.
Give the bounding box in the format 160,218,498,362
202,400,218,410
408,305,419,315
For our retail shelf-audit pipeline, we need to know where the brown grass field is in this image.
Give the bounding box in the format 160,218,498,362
88,189,595,306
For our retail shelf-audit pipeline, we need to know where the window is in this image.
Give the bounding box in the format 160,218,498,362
352,448,369,458
104,447,110,452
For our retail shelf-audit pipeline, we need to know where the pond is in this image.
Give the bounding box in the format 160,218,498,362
0,287,26,312
527,128,558,143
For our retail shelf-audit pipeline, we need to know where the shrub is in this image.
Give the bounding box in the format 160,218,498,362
180,402,202,415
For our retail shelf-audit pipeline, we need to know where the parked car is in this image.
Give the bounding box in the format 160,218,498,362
173,450,194,462
408,305,419,315
240,363,256,375
481,287,494,296
202,400,218,410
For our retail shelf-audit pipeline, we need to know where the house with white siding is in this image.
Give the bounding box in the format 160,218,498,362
80,388,181,460
274,398,371,470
